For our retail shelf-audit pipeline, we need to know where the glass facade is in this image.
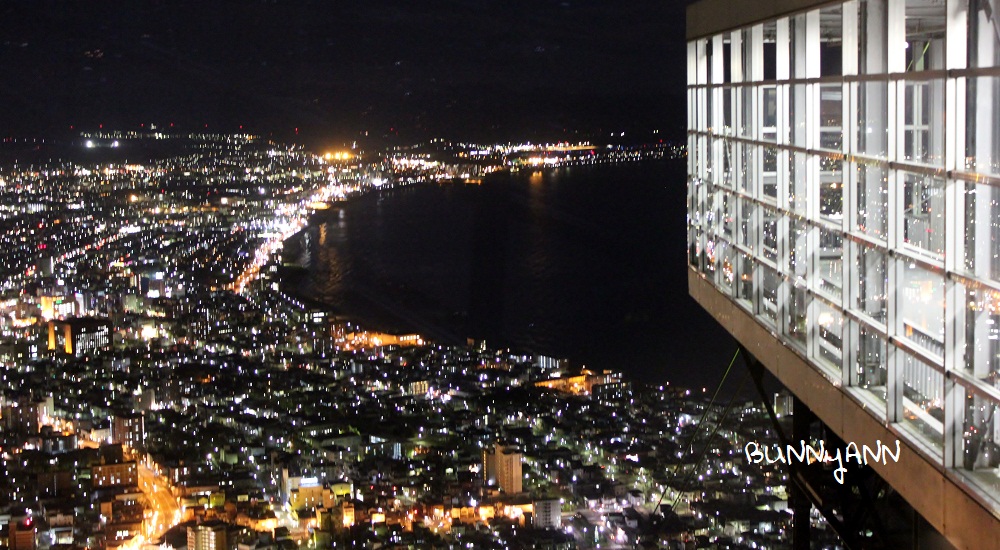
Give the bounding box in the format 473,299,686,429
687,0,1000,511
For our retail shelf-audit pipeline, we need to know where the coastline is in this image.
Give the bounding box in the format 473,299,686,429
277,182,480,346
273,158,691,375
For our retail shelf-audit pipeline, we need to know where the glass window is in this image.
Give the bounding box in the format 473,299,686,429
723,88,733,129
703,237,717,277
902,172,945,258
737,142,756,194
759,264,780,326
761,208,779,263
959,390,1000,498
717,239,735,293
856,244,888,325
967,0,1000,69
762,145,779,200
720,138,734,188
818,84,843,151
856,0,888,76
815,301,844,371
762,86,778,143
965,76,1000,178
856,323,888,406
819,6,843,77
900,350,943,451
704,86,714,134
818,228,843,299
788,151,809,214
958,285,1000,386
736,254,754,308
689,226,702,269
962,182,1000,284
763,21,778,81
901,80,945,166
739,197,756,251
789,84,809,147
688,177,701,227
896,262,945,358
819,158,844,222
904,0,945,72
856,82,889,157
740,86,755,138
688,89,698,132
741,28,755,81
705,185,717,229
785,283,809,349
720,192,735,239
688,134,698,176
787,218,809,280
856,164,888,240
712,138,733,188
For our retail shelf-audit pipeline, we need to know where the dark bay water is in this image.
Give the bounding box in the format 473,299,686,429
291,160,736,388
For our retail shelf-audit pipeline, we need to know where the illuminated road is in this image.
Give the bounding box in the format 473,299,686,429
138,463,181,541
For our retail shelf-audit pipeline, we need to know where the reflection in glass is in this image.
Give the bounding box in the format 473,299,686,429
819,158,843,222
762,208,778,263
788,218,809,279
961,391,1000,499
786,283,808,349
818,228,842,298
856,324,887,406
856,164,888,239
760,265,780,326
901,351,943,451
896,262,944,358
815,301,843,370
901,80,945,166
788,151,808,214
959,285,1000,384
856,245,887,324
963,182,1000,284
819,84,843,150
902,173,945,257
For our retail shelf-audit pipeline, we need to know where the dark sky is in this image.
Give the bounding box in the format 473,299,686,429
0,0,689,147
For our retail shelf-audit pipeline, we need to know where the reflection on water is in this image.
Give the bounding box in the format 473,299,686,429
292,161,735,386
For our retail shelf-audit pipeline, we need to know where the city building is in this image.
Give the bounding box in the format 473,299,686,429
187,521,228,550
47,317,111,357
92,461,138,488
532,499,561,530
9,517,35,550
484,443,523,494
112,412,145,451
686,0,1000,547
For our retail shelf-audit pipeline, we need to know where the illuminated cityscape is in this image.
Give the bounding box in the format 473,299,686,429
0,131,823,549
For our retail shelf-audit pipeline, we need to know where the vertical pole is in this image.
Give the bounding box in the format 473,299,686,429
791,396,812,550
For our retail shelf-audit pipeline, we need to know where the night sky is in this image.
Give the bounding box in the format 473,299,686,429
1,0,690,147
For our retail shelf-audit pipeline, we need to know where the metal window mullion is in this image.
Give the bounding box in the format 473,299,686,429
887,0,907,74
697,38,709,86
751,24,765,83
843,1,860,77
731,30,744,84
887,256,903,423
712,34,725,86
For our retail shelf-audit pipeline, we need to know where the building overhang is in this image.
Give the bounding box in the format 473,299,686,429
689,267,1000,550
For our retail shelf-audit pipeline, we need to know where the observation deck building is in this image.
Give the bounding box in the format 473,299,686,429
686,0,1000,547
